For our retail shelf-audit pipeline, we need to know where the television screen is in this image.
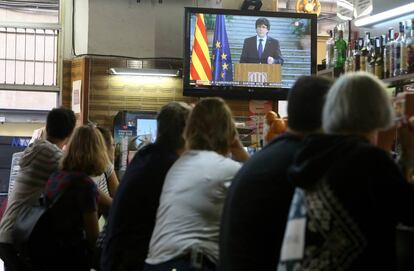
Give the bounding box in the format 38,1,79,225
136,118,157,146
183,7,317,100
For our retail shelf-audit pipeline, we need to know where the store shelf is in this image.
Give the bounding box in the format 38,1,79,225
382,73,414,87
317,67,344,78
316,69,414,89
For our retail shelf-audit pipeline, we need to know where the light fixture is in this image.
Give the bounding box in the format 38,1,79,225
240,0,262,11
109,68,180,77
354,3,414,27
337,0,354,21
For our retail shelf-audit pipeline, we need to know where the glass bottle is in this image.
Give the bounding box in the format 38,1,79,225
345,41,354,73
326,30,335,69
401,21,409,75
407,19,414,74
334,30,347,70
383,32,390,78
360,32,370,72
353,38,363,72
375,36,384,79
393,22,405,77
389,28,396,78
368,37,376,74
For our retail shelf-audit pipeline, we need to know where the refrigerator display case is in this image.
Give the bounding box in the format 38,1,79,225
113,111,157,178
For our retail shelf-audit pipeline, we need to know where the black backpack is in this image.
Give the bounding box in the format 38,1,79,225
13,194,62,268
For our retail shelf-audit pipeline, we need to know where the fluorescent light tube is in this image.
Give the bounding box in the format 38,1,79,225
109,68,180,77
354,3,414,27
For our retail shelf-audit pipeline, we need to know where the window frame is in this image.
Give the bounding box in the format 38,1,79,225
0,19,62,111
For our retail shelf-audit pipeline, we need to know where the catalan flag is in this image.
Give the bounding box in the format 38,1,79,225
190,14,212,82
212,15,233,82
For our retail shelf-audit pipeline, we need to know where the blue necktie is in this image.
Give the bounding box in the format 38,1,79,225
258,39,263,60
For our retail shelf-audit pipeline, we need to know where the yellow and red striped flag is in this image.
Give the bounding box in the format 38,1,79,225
190,14,212,82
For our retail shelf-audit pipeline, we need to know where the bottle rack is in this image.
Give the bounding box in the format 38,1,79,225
382,72,414,88
316,70,414,89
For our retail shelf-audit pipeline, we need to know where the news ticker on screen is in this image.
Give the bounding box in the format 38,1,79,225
191,80,289,88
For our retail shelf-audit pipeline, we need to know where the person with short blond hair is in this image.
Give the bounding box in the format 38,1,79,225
185,98,238,155
144,97,249,271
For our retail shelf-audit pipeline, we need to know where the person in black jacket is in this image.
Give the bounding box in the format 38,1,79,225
101,102,191,271
278,72,414,270
239,18,284,65
219,75,332,271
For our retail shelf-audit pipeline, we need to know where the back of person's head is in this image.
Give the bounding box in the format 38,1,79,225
256,18,270,30
287,76,332,132
156,102,192,151
46,107,76,140
97,126,114,161
185,97,237,155
323,72,394,134
61,125,110,176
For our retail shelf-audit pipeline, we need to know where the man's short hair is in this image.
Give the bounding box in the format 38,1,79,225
323,72,394,133
287,76,332,132
256,18,270,30
46,107,76,140
156,102,192,151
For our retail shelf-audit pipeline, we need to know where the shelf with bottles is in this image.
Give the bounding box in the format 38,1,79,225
317,68,414,87
316,67,343,78
382,72,414,87
319,18,414,83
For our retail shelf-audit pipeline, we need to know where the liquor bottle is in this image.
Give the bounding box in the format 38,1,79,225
334,30,347,70
401,21,409,75
353,38,363,71
326,30,335,68
368,37,376,74
375,36,384,79
393,22,405,77
388,28,396,78
345,41,354,73
360,32,370,72
383,32,390,78
407,19,414,74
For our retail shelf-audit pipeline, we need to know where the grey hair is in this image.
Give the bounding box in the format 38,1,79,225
323,72,394,134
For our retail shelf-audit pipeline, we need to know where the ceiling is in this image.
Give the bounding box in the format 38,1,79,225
277,0,339,35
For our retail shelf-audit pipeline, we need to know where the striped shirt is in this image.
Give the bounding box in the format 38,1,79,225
90,163,114,196
0,139,62,243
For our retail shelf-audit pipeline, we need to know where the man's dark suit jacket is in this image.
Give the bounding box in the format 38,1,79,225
239,36,284,64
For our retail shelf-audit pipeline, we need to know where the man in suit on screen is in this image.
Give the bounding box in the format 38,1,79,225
239,18,284,65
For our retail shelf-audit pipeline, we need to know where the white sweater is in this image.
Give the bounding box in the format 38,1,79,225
146,150,241,265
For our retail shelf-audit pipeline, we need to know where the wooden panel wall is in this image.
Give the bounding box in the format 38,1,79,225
73,56,255,129
62,56,278,133
62,60,72,109
62,57,90,125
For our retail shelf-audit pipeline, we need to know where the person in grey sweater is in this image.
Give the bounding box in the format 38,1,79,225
0,107,76,271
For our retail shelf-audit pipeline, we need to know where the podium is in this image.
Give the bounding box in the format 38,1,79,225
234,64,281,84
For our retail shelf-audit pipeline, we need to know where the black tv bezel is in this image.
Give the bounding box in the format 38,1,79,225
183,7,318,100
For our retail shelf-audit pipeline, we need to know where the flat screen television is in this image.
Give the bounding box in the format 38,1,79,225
183,7,317,100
